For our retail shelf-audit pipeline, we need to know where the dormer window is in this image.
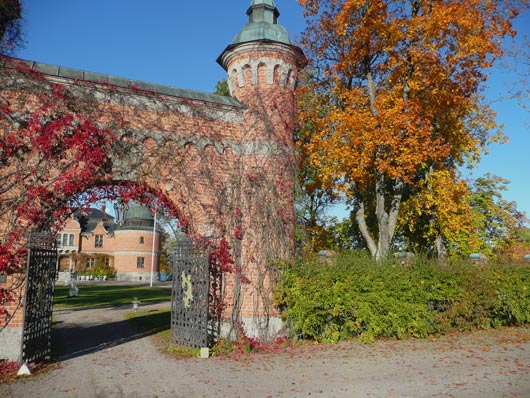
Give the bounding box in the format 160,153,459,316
95,234,103,248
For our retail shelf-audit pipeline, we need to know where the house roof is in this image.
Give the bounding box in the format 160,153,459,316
74,208,114,235
82,221,117,236
77,208,113,220
75,203,159,235
125,202,154,221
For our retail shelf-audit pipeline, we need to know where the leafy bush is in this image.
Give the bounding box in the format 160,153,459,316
274,252,530,343
90,262,117,279
77,261,116,279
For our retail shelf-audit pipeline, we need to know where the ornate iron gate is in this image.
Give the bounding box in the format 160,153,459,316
21,233,57,364
170,234,222,348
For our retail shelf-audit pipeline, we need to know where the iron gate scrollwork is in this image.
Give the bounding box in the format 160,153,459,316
171,234,222,348
21,232,57,364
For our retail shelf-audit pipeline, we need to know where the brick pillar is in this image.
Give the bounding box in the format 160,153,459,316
218,39,306,339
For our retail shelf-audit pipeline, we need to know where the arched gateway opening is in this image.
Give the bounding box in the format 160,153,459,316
19,183,223,365
0,0,306,363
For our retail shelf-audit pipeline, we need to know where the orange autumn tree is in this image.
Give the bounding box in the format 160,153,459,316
298,0,526,260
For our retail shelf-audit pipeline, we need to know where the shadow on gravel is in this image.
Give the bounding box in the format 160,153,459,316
51,311,166,362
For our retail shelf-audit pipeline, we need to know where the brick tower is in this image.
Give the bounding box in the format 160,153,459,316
217,0,306,338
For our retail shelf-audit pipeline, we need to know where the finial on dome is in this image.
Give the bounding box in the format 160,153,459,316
230,0,291,46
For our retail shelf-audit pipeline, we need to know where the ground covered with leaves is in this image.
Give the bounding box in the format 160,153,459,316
0,360,18,384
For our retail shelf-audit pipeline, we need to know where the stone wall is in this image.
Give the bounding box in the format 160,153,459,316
0,326,22,361
0,274,24,361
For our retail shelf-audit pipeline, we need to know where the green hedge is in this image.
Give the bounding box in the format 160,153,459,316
273,253,530,343
77,263,117,279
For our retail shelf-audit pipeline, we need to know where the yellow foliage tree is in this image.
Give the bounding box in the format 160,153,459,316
399,169,473,258
298,0,526,259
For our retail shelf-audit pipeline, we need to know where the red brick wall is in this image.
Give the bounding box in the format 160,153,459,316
2,40,303,337
2,274,25,329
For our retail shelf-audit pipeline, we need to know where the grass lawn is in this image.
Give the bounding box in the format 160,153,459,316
53,284,172,308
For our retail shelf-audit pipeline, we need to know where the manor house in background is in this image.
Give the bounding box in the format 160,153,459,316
57,202,162,281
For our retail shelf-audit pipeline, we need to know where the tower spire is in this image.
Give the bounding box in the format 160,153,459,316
227,0,291,46
247,0,279,25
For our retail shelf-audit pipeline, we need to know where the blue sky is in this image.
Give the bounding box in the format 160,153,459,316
14,0,530,220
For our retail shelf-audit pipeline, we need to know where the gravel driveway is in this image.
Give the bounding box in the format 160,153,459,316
1,302,530,398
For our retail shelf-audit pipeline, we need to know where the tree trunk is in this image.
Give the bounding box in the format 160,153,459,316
356,71,403,261
355,201,377,257
435,234,447,261
356,178,403,261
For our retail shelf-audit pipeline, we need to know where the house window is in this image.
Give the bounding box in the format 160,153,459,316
56,234,62,245
137,257,145,269
139,236,144,244
69,234,74,246
87,258,95,268
62,234,68,246
95,234,103,248
104,257,110,267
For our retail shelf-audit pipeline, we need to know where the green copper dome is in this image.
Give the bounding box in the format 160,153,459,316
124,202,153,221
231,0,291,45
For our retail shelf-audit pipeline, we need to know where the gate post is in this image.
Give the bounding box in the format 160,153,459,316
0,233,57,362
20,233,57,364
